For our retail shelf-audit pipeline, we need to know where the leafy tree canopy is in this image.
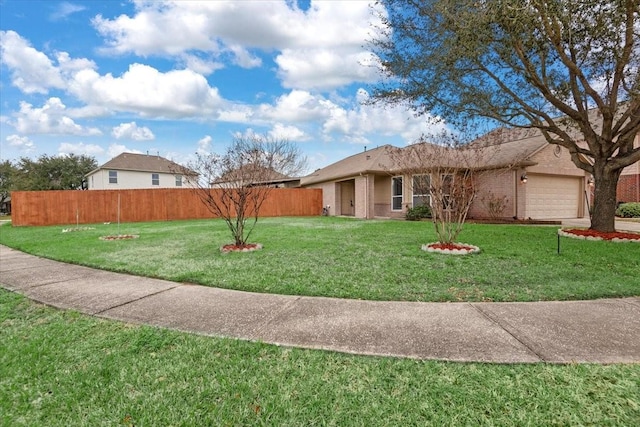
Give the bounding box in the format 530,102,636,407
371,0,640,231
14,154,97,191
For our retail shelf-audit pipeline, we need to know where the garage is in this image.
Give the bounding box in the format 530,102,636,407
525,174,582,219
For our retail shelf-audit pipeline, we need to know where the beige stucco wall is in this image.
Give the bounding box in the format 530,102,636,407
87,170,192,190
527,145,586,177
304,181,336,215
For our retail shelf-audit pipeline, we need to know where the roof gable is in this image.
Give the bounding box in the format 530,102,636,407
89,152,194,176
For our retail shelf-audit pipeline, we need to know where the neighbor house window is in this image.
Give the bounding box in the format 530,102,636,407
152,173,159,186
175,175,182,187
412,174,431,207
392,176,403,211
108,170,117,184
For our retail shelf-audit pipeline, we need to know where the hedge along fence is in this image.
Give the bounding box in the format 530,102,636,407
10,188,323,226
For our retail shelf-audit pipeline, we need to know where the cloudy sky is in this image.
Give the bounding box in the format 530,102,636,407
0,0,446,172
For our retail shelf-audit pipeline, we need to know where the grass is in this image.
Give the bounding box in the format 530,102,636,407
1,216,639,302
1,289,639,426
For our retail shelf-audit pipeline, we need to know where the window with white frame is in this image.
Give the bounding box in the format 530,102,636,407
152,173,160,186
108,170,117,184
175,175,182,187
412,174,431,207
392,176,403,210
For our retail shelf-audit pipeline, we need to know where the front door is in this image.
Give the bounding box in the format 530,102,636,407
340,180,355,216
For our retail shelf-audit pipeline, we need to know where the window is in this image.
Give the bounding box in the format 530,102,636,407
175,175,182,187
412,174,431,207
151,173,160,186
108,170,117,184
392,176,403,211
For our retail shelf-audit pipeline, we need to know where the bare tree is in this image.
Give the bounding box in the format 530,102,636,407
391,133,489,244
390,130,526,245
371,0,640,232
179,135,306,247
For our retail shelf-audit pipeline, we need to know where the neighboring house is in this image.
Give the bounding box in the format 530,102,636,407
85,152,196,190
211,164,301,188
301,130,596,220
0,195,10,215
618,132,640,204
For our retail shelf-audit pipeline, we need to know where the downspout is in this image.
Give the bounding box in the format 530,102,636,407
514,169,518,219
359,172,370,219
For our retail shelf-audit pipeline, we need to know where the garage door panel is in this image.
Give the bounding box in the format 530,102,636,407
526,175,581,219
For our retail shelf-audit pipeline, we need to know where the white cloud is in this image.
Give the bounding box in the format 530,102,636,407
92,1,383,90
11,98,103,136
58,142,105,157
107,143,143,159
69,63,225,118
268,123,308,141
180,53,224,75
275,48,379,90
257,90,333,123
50,2,86,21
6,134,35,151
0,30,65,94
112,122,155,141
321,89,448,145
197,135,212,154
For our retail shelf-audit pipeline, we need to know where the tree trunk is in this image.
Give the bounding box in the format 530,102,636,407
590,168,622,233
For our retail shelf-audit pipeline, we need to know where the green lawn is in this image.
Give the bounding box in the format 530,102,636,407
1,217,638,302
1,290,638,426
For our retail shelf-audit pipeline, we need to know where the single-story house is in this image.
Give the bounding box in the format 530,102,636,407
85,152,197,190
301,129,598,220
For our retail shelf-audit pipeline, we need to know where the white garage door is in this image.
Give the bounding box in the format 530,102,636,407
526,175,581,219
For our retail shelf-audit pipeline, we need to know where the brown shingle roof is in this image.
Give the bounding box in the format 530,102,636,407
89,152,194,175
301,145,399,185
212,164,293,186
302,134,548,186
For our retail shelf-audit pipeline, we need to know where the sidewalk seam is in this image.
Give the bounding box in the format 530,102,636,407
93,283,183,315
469,303,547,362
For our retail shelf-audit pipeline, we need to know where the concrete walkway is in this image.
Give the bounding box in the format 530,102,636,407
1,244,639,364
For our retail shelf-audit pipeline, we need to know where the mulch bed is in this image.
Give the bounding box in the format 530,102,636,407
558,228,640,242
467,218,562,225
220,243,263,253
99,235,139,241
421,242,481,255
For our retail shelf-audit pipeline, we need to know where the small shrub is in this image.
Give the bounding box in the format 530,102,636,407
406,205,432,220
479,191,509,219
616,202,640,218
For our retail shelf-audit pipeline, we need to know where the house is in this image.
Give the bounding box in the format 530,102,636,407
301,129,596,220
85,152,197,190
618,132,640,204
211,164,301,188
0,195,10,215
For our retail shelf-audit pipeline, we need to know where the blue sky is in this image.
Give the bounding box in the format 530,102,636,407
0,0,446,172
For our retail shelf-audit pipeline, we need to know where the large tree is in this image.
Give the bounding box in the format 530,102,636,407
14,154,97,191
371,0,640,232
0,160,18,208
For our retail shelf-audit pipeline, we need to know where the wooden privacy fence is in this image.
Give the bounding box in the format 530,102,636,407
11,188,323,226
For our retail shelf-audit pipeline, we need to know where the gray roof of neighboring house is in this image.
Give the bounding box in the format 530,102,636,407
86,152,195,176
301,133,549,186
